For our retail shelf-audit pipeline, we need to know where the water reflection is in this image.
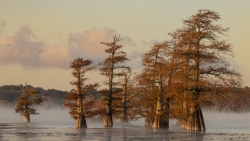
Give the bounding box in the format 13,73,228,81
72,126,205,141
0,121,249,141
75,128,86,141
105,128,112,141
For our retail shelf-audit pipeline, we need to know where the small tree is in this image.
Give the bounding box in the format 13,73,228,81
64,58,98,128
15,83,42,123
100,35,129,127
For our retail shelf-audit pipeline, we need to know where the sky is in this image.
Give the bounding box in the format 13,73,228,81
0,1,250,91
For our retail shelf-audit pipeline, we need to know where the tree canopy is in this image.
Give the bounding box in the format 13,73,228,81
15,84,42,122
64,58,99,128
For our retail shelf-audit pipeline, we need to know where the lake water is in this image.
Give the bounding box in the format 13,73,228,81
1,109,250,141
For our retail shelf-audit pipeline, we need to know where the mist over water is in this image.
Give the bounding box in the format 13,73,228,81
1,108,250,140
0,108,74,126
203,111,250,133
1,108,250,130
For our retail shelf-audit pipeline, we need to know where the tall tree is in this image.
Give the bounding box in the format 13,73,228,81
100,35,129,127
117,67,142,123
139,42,172,128
15,83,42,123
169,9,242,131
64,58,98,128
117,67,131,123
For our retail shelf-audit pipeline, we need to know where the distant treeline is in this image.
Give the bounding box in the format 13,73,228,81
208,86,250,113
0,85,98,108
0,84,250,112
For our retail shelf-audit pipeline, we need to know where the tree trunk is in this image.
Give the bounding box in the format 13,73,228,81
76,90,87,128
152,98,169,128
145,76,156,126
145,107,154,126
120,99,128,123
183,47,206,131
24,114,30,123
76,115,87,128
104,94,113,127
104,47,114,127
24,104,30,123
181,92,188,129
152,94,163,128
120,75,129,123
104,114,113,127
104,101,113,127
103,85,113,127
152,102,169,128
145,117,154,126
152,75,169,128
185,105,206,131
152,106,160,128
164,98,170,128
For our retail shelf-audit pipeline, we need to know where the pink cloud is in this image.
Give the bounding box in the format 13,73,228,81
0,26,137,69
39,43,70,68
0,34,43,68
68,28,117,61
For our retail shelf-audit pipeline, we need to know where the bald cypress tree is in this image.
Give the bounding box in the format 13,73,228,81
100,35,129,127
138,42,172,128
64,58,98,128
15,83,42,123
169,9,242,131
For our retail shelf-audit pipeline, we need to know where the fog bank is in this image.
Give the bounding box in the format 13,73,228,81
1,108,250,131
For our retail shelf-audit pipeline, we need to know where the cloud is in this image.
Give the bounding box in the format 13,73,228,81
0,20,6,33
15,24,36,39
68,28,117,62
0,25,43,68
0,26,136,69
128,50,142,60
39,43,70,68
126,50,143,70
119,36,137,48
141,40,160,48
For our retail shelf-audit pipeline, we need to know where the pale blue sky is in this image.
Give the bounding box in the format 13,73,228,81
0,1,250,91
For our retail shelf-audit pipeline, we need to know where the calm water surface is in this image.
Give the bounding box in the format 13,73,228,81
0,109,250,141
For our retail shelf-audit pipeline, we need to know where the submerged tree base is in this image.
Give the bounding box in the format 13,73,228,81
152,118,169,128
104,114,113,127
145,117,154,126
182,108,206,131
152,116,169,128
24,115,30,123
76,117,87,128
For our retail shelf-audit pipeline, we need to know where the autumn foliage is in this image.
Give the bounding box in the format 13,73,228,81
64,58,98,128
15,84,42,123
99,35,129,127
61,9,246,131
